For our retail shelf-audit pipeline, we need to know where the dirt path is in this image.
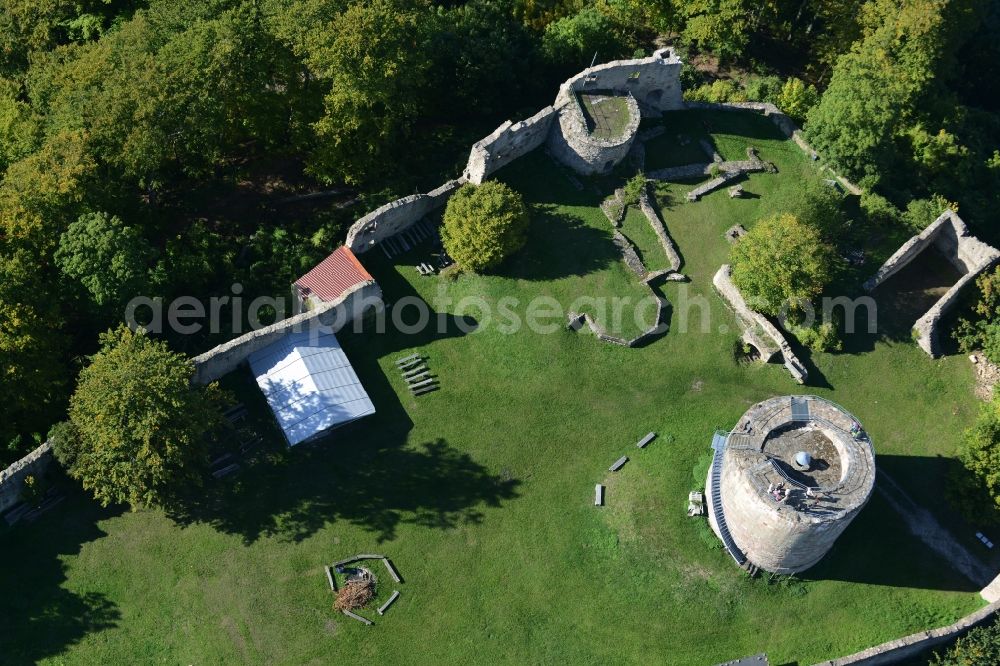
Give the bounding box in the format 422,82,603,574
877,470,994,587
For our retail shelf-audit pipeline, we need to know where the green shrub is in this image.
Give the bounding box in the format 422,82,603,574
442,182,530,273
955,267,1000,365
789,321,842,353
20,474,46,506
930,616,1000,665
744,75,783,105
903,194,957,231
685,79,746,104
49,420,81,470
776,77,819,121
621,173,646,206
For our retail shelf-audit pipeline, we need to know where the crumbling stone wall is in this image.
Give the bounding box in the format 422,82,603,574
463,106,557,184
345,180,462,254
713,264,808,383
191,281,383,385
560,48,684,115
0,441,53,515
546,93,641,175
546,48,682,175
864,210,1000,357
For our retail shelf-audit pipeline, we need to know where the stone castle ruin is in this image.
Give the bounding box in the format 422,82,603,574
707,396,875,575
346,48,683,255
864,210,1000,356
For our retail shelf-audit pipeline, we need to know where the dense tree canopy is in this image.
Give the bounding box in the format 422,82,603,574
66,326,222,508
55,211,152,310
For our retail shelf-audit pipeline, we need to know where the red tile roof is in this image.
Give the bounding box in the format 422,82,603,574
294,246,373,302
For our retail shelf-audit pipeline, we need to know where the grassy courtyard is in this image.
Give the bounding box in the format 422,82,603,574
0,111,991,665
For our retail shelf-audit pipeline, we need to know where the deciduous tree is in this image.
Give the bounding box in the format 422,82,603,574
442,182,530,273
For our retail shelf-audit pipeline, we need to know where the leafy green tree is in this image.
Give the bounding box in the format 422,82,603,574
804,0,966,185
951,396,1000,525
681,0,752,61
930,616,1000,665
541,8,619,68
55,211,152,309
954,267,1000,364
777,77,819,121
730,213,837,317
304,0,434,184
442,182,530,273
0,77,39,174
48,420,81,470
67,326,223,508
0,250,69,464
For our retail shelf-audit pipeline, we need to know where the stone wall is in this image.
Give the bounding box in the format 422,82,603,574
713,265,808,383
546,92,641,175
864,211,1000,356
344,180,462,254
191,281,383,385
0,441,53,515
560,48,684,115
463,106,557,184
682,101,863,195
812,600,1000,666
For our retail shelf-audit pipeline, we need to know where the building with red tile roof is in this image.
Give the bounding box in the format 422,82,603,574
294,246,374,307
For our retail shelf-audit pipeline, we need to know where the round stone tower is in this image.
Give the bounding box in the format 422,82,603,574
706,395,876,574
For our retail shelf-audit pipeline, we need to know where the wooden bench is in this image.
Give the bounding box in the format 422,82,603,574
395,353,420,366
595,484,604,506
412,384,439,397
636,432,656,448
406,372,430,384
409,378,435,390
378,590,400,615
382,558,402,583
342,610,373,626
401,365,427,378
609,456,628,472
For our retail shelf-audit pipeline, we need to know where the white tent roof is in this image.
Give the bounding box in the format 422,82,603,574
248,329,375,446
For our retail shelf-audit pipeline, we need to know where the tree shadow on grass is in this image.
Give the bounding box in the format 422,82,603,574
0,495,122,664
170,266,519,544
504,206,623,282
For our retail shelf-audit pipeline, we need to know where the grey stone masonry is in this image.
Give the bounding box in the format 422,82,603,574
191,281,383,385
812,600,1000,666
547,92,641,175
713,265,807,383
864,210,1000,356
0,441,53,515
345,180,462,254
463,106,557,184
638,183,682,272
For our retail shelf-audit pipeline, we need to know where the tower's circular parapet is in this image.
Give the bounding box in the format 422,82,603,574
706,395,876,574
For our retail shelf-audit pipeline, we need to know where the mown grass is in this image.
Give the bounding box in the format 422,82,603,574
0,110,989,666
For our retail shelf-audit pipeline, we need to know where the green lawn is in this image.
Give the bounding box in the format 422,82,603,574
579,93,632,140
0,110,990,666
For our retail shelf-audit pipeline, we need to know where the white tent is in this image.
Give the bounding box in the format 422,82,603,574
248,329,375,446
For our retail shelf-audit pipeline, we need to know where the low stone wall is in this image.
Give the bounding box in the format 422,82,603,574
464,106,556,184
682,101,862,195
812,600,1000,666
191,281,383,385
344,180,462,254
864,211,1000,356
713,265,808,383
567,293,670,348
638,184,682,272
0,441,53,515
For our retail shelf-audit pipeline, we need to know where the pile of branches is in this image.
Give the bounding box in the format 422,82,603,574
334,579,374,612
